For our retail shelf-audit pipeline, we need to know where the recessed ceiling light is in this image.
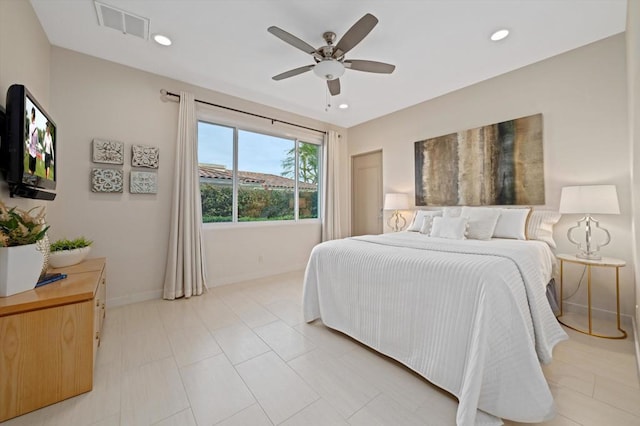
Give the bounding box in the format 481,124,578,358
490,29,509,41
153,34,172,46
338,103,349,109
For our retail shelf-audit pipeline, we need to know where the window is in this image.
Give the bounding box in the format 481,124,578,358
198,121,321,223
296,142,320,219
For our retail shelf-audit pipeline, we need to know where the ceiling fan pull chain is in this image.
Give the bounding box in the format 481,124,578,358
325,87,331,112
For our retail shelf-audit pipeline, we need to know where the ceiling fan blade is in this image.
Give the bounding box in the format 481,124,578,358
334,13,378,57
268,26,317,55
327,79,340,96
272,64,314,81
344,60,395,74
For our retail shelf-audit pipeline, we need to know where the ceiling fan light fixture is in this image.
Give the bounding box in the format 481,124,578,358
490,29,509,41
313,60,345,80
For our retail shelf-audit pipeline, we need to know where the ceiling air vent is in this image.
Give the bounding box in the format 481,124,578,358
94,1,149,40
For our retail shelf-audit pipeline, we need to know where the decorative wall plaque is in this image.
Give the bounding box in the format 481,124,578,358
130,171,158,194
131,144,159,168
91,168,123,193
92,139,124,164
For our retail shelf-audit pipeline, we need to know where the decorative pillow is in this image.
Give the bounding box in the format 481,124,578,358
527,210,561,248
443,207,462,218
460,207,501,240
419,215,437,234
430,216,468,239
493,208,531,240
407,210,442,232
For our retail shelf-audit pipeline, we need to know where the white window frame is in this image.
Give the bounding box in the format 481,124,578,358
197,109,323,227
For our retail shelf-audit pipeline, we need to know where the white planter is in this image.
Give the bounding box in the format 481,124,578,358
0,244,45,297
49,246,91,269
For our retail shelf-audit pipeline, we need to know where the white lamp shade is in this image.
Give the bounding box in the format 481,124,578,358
384,193,409,210
313,60,345,80
559,185,620,214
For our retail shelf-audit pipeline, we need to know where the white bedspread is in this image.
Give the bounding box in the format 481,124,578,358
303,232,568,425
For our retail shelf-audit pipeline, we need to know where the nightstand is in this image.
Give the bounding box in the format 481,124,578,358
556,253,626,339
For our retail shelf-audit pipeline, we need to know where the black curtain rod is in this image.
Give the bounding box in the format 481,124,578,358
161,90,327,135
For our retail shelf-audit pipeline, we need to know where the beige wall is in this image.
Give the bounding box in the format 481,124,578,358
0,0,50,108
627,1,640,338
0,0,52,210
47,47,344,306
0,1,347,307
348,34,634,317
0,0,346,306
204,222,321,285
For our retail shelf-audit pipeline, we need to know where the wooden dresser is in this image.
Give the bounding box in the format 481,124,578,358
0,257,106,422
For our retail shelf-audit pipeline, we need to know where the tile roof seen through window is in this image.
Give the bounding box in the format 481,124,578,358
199,164,317,190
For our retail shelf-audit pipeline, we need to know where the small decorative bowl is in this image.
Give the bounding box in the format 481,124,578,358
49,246,91,269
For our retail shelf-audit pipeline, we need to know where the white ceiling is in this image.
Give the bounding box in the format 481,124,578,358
30,0,627,128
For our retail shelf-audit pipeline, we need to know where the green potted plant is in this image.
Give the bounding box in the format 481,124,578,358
49,236,93,268
0,201,49,297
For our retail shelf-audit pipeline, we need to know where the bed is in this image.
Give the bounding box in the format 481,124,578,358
303,228,568,425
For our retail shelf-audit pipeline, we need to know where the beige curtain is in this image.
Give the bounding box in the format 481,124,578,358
163,91,207,299
321,130,342,241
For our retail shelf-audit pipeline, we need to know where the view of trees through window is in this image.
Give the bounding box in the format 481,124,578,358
198,121,321,223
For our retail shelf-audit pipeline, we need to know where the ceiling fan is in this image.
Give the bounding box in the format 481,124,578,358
268,13,396,96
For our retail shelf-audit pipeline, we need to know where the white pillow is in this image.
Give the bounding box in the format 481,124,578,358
430,216,468,239
460,207,501,240
443,207,462,218
527,210,561,248
493,208,531,240
407,210,442,232
419,215,437,234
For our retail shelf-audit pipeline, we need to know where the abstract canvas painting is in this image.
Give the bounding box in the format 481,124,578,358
414,114,544,206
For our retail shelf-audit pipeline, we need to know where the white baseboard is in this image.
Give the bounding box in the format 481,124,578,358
107,289,163,308
562,301,634,330
563,301,639,384
633,316,640,385
208,262,308,287
105,264,307,307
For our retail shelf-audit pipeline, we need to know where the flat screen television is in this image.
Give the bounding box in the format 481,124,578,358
0,84,57,200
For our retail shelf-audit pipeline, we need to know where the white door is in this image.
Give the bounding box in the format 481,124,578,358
351,150,383,236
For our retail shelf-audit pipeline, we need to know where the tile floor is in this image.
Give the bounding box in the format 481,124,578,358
2,271,639,426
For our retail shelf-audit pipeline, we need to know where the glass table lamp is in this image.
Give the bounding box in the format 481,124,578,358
384,193,409,232
559,185,620,260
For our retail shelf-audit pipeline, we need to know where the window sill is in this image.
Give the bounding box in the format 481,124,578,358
202,218,321,230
